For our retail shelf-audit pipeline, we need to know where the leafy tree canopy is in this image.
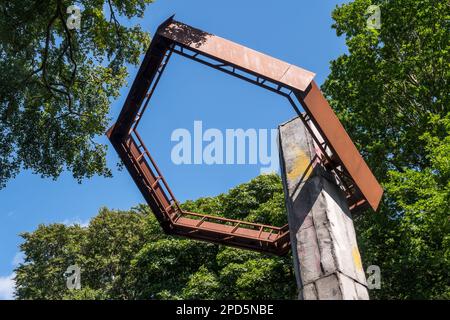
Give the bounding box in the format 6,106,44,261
0,0,153,188
15,174,297,300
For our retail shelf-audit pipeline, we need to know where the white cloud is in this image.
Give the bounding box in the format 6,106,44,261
61,217,90,228
12,252,24,267
0,273,15,300
0,252,23,300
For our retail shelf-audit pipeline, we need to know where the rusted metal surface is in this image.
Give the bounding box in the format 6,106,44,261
295,82,383,211
107,16,383,256
157,20,316,92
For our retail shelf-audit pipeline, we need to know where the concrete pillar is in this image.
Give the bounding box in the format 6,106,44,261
278,116,369,300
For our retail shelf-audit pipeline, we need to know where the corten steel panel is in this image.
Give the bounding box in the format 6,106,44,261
157,21,316,92
296,82,383,211
107,16,383,255
112,18,173,137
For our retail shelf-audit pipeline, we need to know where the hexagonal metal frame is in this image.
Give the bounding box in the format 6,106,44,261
106,17,383,255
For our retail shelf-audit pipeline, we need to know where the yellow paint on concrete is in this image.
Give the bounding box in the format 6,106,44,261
287,148,313,181
352,246,363,272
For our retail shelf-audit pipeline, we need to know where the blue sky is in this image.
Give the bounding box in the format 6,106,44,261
0,0,349,298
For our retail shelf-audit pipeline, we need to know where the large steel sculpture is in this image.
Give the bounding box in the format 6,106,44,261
107,16,383,256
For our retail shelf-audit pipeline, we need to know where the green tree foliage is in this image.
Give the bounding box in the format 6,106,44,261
322,0,449,299
15,174,297,300
0,0,154,188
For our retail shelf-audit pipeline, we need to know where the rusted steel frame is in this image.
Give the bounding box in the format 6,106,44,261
123,134,176,221
294,82,383,211
113,19,174,137
173,220,288,245
171,45,294,99
177,222,287,243
107,136,172,231
128,146,278,246
176,213,290,239
123,131,178,222
131,128,182,213
177,224,273,243
182,210,288,232
283,93,365,209
107,17,383,255
121,17,381,212
186,219,283,248
173,215,288,241
132,47,174,132
288,96,362,202
157,20,316,92
110,127,291,253
128,133,289,246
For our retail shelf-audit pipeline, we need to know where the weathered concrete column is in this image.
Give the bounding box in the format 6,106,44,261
278,117,369,300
